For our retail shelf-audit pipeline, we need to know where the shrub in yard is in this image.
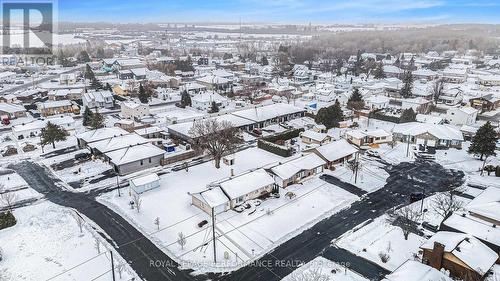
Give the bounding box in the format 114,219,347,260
0,211,16,230
483,165,496,176
379,252,390,263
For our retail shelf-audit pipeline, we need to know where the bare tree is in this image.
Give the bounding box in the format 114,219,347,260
154,217,160,230
432,191,464,219
177,232,187,250
0,184,17,212
132,193,142,213
72,211,84,234
189,119,243,169
287,265,331,281
393,206,421,240
93,236,101,254
116,262,124,279
432,79,444,104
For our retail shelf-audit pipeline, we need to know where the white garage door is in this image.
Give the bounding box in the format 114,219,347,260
416,138,425,145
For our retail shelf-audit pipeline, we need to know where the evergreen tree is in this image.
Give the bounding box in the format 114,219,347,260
180,90,191,107
468,121,497,160
41,122,68,149
90,77,103,90
77,50,91,63
84,64,95,80
210,101,219,113
400,70,414,98
96,47,105,59
261,56,269,66
314,100,344,129
347,88,365,110
354,50,363,76
82,106,93,127
89,109,105,130
373,62,386,79
399,108,417,123
138,84,149,104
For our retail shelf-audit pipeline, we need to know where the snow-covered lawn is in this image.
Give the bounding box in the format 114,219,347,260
335,215,426,271
99,147,359,272
282,256,368,281
0,201,139,281
53,159,112,184
326,159,389,193
0,171,43,207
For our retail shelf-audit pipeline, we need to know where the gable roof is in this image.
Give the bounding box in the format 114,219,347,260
271,153,326,180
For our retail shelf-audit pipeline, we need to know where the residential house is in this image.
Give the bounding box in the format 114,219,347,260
383,260,453,281
365,95,390,110
345,129,392,148
442,67,467,83
402,97,432,112
421,231,498,281
308,139,358,169
191,92,229,111
299,130,331,145
76,127,130,148
0,103,26,119
392,122,464,148
219,169,276,208
469,94,500,112
478,75,500,87
438,88,463,106
105,143,165,175
441,187,500,253
446,107,478,126
12,115,75,140
82,91,114,109
59,73,76,85
37,100,76,117
191,187,230,215
269,153,326,187
121,101,150,119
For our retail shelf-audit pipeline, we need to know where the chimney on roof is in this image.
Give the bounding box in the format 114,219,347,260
428,242,445,270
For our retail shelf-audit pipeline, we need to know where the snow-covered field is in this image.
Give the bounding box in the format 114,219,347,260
282,256,369,281
335,215,426,271
0,201,139,281
98,147,359,272
0,170,42,208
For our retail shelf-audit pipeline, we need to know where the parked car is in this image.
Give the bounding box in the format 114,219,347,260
366,150,380,158
74,152,90,161
410,192,424,203
197,220,208,228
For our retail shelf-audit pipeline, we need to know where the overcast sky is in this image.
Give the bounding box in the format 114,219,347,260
57,0,500,24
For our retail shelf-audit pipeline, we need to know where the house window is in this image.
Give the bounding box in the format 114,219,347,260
140,160,143,165
149,158,151,163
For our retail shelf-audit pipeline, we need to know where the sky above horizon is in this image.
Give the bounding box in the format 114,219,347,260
57,0,500,24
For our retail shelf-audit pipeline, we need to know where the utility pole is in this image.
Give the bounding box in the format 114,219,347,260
406,134,410,158
116,174,121,197
211,207,217,263
354,152,359,184
110,250,116,281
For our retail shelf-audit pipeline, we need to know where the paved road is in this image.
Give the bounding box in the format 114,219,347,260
9,161,201,281
319,174,367,197
10,159,464,281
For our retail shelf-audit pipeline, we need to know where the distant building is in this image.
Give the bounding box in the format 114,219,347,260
121,102,150,119
446,107,478,126
82,91,114,109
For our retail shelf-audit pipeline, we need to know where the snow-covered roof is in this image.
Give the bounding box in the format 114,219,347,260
131,173,159,187
196,75,230,85
38,100,72,109
443,213,500,247
313,139,358,162
366,95,390,104
421,231,498,274
0,103,25,113
88,133,148,153
121,101,146,109
194,187,229,208
192,92,228,103
300,130,329,142
83,91,113,103
231,103,305,123
412,68,438,77
106,143,164,166
465,187,500,223
76,127,130,144
134,126,164,136
416,114,443,125
130,67,147,77
271,153,326,180
12,116,74,133
393,122,463,141
383,260,452,281
219,169,274,199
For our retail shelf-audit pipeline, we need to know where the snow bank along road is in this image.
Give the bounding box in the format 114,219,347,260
10,159,464,281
